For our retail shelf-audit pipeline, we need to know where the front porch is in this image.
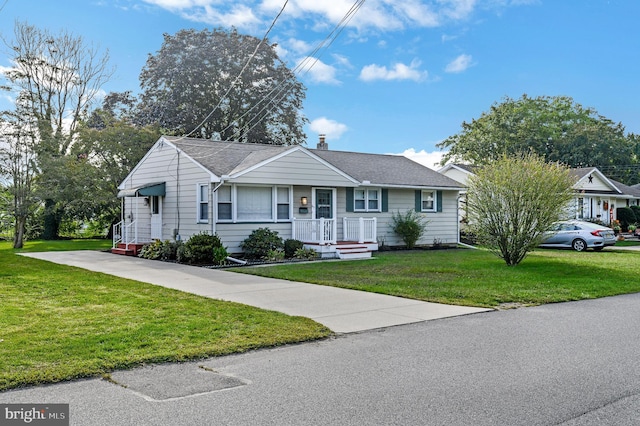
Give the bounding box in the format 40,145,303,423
293,217,378,258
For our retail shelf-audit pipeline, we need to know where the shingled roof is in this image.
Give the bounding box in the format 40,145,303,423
311,149,462,188
164,136,462,189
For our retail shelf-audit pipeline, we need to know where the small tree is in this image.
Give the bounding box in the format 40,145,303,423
391,209,429,249
467,153,575,266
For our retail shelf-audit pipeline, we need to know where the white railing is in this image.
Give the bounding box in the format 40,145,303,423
292,218,336,244
112,220,151,249
343,217,377,243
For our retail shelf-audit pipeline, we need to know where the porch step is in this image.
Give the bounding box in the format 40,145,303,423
111,243,146,257
335,246,372,260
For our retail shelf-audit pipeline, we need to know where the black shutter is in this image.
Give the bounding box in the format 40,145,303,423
382,188,388,212
346,187,354,212
436,191,443,212
415,190,421,211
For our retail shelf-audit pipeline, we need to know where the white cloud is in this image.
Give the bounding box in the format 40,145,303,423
332,53,353,69
287,38,313,55
309,117,348,139
140,0,505,33
359,59,427,82
394,148,446,169
445,54,473,73
296,57,340,85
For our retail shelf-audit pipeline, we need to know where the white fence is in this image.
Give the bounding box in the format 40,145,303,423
292,218,336,244
342,217,377,243
292,217,377,244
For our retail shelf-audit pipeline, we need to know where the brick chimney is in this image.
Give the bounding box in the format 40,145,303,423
317,134,328,150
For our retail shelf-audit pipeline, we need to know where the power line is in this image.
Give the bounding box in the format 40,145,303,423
225,0,367,142
181,0,290,139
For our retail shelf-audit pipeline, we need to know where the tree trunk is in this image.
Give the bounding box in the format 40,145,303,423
13,216,26,249
42,198,61,240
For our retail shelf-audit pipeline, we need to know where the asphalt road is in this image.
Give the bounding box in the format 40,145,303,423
2,293,640,425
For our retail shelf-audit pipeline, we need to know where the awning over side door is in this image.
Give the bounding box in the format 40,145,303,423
117,182,166,198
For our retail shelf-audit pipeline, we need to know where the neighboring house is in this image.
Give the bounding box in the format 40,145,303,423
439,163,640,225
570,168,640,223
114,135,464,257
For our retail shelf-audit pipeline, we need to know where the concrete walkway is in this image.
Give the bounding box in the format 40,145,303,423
20,251,490,333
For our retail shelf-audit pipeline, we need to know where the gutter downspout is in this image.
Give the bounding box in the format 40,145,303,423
210,175,228,236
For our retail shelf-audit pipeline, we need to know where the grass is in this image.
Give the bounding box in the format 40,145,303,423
0,240,330,391
236,248,640,308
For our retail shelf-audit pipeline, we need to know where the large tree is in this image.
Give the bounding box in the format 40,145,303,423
1,21,113,239
137,28,307,145
438,95,637,183
0,109,39,248
75,92,160,234
467,154,576,266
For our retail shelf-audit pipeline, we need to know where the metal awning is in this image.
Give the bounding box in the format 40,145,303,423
117,182,166,198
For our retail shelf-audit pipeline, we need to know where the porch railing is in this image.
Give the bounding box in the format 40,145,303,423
343,217,377,243
112,220,151,249
292,218,336,244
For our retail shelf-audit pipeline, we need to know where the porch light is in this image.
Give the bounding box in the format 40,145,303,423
301,196,308,206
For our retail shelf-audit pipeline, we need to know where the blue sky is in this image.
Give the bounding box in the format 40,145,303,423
1,0,638,168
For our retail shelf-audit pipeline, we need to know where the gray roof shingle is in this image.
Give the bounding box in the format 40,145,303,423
164,136,462,188
311,149,463,188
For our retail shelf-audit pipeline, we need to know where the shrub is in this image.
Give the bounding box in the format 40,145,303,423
179,232,223,264
630,205,640,223
240,228,284,260
284,239,304,258
212,246,229,265
391,209,429,249
616,207,636,231
294,247,317,260
139,240,182,261
264,248,285,261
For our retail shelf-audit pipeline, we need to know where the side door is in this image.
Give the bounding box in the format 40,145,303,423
150,196,162,240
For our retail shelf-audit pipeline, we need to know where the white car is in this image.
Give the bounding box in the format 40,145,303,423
539,221,617,252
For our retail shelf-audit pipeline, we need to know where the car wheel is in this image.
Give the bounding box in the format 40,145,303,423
572,239,587,252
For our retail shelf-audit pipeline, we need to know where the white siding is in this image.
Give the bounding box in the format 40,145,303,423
336,187,460,247
574,173,615,192
441,168,471,186
216,223,293,254
232,150,355,186
121,142,212,242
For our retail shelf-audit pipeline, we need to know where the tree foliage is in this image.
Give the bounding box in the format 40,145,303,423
74,93,160,232
467,154,576,266
137,28,307,145
0,109,39,248
1,21,113,239
438,95,638,184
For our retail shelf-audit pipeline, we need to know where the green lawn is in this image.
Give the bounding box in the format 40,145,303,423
237,248,640,308
0,240,330,391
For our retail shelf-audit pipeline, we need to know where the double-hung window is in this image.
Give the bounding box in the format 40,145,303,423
217,185,232,221
276,187,290,220
197,183,209,223
354,188,381,212
421,190,436,212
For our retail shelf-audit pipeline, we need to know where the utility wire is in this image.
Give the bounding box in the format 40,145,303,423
181,0,290,139
225,0,367,142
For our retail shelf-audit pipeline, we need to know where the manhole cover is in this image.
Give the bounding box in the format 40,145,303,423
107,363,247,401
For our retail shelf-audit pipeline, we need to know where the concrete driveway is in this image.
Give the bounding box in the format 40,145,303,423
20,250,490,333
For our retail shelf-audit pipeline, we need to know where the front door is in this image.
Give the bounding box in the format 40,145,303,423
150,196,162,240
314,188,336,243
315,189,333,219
